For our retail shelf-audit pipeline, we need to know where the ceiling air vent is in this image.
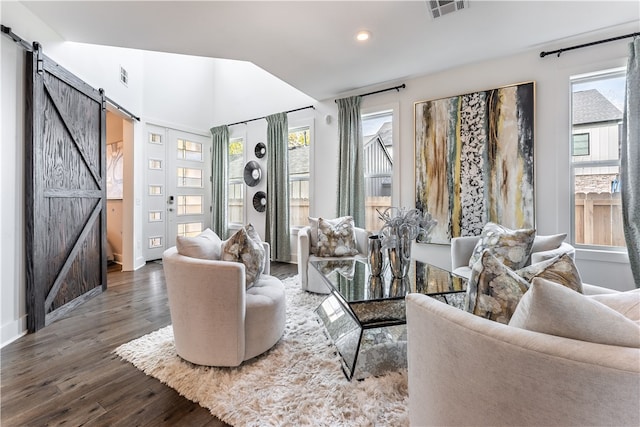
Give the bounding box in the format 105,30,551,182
427,0,468,19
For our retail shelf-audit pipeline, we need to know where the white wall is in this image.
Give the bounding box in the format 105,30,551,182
308,22,637,291
2,3,637,347
1,34,27,346
0,1,323,346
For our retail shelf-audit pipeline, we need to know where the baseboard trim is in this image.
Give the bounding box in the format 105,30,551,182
1,316,27,349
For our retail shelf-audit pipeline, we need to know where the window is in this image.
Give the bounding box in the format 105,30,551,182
572,133,590,156
177,167,203,188
288,126,310,228
177,222,202,237
177,139,203,161
148,211,162,222
148,185,163,196
571,69,625,249
228,137,244,225
148,159,162,170
362,109,393,232
176,195,203,216
149,132,163,144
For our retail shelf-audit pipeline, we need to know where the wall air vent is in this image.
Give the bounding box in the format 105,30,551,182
427,0,468,19
120,66,128,87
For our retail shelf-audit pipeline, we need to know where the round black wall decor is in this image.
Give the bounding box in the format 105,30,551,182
243,161,262,187
255,142,267,159
253,191,267,212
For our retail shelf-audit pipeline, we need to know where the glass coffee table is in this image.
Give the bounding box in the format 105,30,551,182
311,258,466,380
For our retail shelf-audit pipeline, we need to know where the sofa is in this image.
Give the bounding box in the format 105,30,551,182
451,234,575,279
406,283,640,426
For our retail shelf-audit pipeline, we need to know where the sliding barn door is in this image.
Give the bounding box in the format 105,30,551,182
25,43,107,332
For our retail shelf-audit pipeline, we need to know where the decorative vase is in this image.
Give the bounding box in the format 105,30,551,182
368,275,383,299
389,277,409,297
368,235,383,276
388,234,412,278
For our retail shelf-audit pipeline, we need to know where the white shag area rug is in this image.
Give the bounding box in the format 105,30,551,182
114,276,409,427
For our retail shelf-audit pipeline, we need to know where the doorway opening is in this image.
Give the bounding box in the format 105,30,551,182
106,108,135,272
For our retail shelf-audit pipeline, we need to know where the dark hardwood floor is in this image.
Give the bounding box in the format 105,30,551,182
1,261,298,426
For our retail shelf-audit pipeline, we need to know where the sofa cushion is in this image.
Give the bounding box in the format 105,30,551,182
468,222,535,270
316,216,359,257
221,227,265,288
176,228,222,260
465,250,530,324
509,277,640,348
589,289,640,322
516,253,583,293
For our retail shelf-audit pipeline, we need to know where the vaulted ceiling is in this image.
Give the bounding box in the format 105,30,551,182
20,1,640,100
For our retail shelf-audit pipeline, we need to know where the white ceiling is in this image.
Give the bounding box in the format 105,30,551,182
20,1,640,100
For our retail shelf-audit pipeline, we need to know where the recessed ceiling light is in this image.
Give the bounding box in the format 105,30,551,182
356,30,371,42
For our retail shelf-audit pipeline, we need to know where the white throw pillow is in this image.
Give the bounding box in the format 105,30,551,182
176,228,222,260
509,277,640,348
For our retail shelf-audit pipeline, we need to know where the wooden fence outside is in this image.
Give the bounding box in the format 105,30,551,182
574,192,624,247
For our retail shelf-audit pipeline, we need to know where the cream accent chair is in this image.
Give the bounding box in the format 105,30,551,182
297,225,369,294
162,245,286,367
406,288,640,427
451,235,575,279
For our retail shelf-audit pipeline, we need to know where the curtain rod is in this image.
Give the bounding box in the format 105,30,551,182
540,32,639,58
334,83,406,103
227,105,315,127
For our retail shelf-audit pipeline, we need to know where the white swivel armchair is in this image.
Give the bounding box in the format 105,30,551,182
297,225,369,294
162,245,286,367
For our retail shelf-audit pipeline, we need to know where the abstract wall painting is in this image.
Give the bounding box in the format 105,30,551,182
106,141,124,199
415,82,535,244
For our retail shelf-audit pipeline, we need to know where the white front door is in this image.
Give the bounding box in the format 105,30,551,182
143,125,212,260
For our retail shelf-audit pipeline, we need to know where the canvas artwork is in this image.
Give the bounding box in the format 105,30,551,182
415,82,535,244
107,141,124,199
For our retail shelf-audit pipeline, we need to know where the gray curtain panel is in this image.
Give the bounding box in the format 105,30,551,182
336,96,365,228
266,112,291,262
621,38,640,287
211,125,229,239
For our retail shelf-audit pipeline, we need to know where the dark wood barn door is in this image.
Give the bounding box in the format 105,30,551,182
25,43,107,332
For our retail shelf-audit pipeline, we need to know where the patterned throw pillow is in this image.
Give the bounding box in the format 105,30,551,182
517,253,583,293
468,222,535,270
245,223,267,274
221,227,265,288
316,216,359,257
176,228,222,260
465,250,530,324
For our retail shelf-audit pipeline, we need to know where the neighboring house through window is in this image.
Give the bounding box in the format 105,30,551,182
362,109,393,232
288,126,310,228
570,69,626,249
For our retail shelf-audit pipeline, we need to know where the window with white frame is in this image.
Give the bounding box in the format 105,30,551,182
362,109,394,232
288,126,310,228
228,137,244,226
570,68,626,249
